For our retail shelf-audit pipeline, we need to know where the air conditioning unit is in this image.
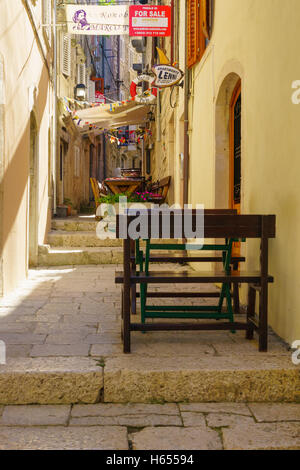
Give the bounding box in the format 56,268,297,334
132,64,143,73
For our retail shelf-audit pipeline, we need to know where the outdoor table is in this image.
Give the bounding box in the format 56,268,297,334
104,177,144,195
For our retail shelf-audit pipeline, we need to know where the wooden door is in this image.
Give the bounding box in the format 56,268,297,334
229,81,241,260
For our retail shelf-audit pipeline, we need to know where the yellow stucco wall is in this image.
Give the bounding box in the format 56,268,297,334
0,1,52,294
180,0,300,345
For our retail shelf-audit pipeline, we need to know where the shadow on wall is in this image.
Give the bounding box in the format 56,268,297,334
1,63,50,283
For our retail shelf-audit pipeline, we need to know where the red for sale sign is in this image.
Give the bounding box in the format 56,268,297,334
129,5,171,37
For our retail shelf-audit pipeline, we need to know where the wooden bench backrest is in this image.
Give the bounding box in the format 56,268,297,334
152,176,171,200
116,211,276,240
90,178,100,205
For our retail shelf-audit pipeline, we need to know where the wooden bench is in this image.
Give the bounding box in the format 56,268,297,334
90,177,108,210
115,211,276,353
130,209,244,315
149,176,171,203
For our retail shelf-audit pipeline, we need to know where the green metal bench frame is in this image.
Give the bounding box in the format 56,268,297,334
135,238,242,324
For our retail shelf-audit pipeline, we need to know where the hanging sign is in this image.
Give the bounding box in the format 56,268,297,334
130,74,157,104
95,91,106,104
65,5,129,35
129,5,171,37
152,65,184,88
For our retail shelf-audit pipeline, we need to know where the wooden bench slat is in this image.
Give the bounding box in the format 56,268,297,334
115,271,274,284
135,292,221,298
131,322,247,331
131,254,246,263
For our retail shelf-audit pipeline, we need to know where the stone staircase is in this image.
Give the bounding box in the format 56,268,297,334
38,216,123,266
38,215,179,267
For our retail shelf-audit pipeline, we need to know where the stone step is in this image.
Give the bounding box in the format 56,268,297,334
103,355,299,404
38,246,123,266
51,217,98,232
47,231,122,248
0,358,103,405
0,355,298,405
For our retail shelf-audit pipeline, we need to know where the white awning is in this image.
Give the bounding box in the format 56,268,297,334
73,101,151,133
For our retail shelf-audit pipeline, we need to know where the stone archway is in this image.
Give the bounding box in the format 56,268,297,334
0,55,4,296
215,72,241,208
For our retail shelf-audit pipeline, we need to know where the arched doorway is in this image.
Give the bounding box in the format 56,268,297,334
229,81,241,213
215,72,242,210
29,112,39,267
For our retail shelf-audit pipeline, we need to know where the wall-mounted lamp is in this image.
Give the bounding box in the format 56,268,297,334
75,84,87,101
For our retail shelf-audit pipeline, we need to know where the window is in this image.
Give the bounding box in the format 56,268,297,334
76,63,87,86
187,0,213,69
61,34,71,77
88,80,95,103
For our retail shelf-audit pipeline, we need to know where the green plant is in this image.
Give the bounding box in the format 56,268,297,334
97,191,156,205
64,198,73,207
97,192,141,204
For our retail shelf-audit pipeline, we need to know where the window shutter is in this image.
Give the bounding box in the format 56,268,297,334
187,0,200,68
77,63,87,86
61,34,71,77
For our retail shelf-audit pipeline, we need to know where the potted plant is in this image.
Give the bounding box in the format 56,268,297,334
64,198,73,216
96,192,156,218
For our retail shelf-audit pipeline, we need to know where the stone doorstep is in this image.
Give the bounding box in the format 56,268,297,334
0,353,298,405
0,357,103,405
103,355,300,404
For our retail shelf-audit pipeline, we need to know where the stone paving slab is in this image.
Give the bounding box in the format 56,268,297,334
205,413,254,428
0,405,71,426
131,426,222,450
71,403,181,427
0,426,128,450
70,414,182,427
0,333,46,345
223,423,300,450
72,403,179,417
179,403,252,415
248,403,300,422
31,344,90,357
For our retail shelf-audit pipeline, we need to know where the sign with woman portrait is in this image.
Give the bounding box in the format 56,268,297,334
65,5,129,35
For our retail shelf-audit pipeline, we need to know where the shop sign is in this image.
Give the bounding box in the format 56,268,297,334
129,5,171,37
66,5,129,35
152,65,184,88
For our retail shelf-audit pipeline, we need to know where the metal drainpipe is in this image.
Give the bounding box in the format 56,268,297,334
183,0,189,206
52,0,57,214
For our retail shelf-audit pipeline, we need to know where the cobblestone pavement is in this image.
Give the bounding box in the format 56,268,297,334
0,265,299,449
0,402,299,449
0,265,291,359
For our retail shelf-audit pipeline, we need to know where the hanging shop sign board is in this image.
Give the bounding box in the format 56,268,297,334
129,5,171,37
65,5,129,35
152,65,184,88
130,74,157,104
95,92,106,104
